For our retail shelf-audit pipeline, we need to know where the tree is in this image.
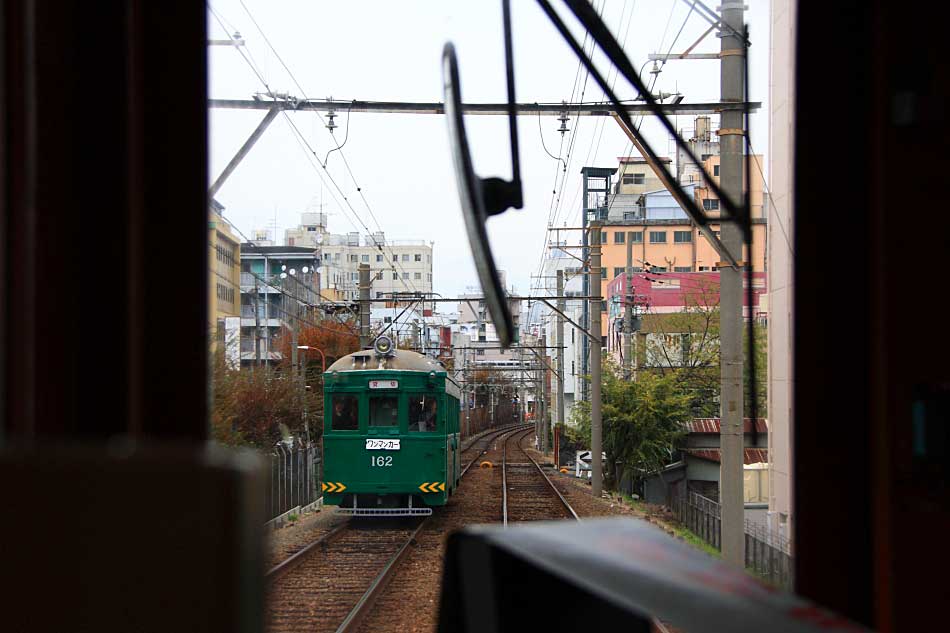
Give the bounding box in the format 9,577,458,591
600,362,691,489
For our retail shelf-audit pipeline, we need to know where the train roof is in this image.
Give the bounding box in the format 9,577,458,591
326,348,451,375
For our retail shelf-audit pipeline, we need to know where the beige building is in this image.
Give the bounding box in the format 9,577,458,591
208,203,241,346
284,209,434,302
767,0,796,543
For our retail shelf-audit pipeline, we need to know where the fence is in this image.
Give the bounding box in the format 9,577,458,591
265,440,321,523
670,490,793,589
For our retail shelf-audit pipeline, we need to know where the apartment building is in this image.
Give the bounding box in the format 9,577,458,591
209,202,241,360
238,245,320,365
283,210,434,302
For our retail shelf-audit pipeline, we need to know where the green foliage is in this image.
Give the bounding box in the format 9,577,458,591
601,362,691,488
288,514,299,523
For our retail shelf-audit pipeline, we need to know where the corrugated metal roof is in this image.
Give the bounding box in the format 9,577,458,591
684,448,769,465
686,418,768,434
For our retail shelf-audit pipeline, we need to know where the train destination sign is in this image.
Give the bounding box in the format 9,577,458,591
369,380,399,389
366,439,401,451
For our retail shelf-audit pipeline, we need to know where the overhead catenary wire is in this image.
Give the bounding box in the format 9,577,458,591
209,3,422,298
235,0,421,295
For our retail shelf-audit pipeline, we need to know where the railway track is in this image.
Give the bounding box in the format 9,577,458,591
502,427,578,525
267,423,530,633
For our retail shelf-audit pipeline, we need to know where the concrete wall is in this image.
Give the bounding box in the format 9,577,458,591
767,0,796,542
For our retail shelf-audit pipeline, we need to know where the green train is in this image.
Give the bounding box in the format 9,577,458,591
322,335,462,516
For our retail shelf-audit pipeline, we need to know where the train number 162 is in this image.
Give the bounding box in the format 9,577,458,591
371,455,393,467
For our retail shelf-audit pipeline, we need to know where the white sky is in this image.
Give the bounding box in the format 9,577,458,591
208,0,770,299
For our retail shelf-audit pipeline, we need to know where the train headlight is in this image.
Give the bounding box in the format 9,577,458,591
373,335,395,357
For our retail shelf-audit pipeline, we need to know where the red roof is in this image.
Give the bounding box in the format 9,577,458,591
686,418,768,434
684,448,769,465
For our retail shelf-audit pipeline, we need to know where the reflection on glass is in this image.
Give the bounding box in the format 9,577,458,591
331,395,359,431
370,396,399,427
409,394,439,433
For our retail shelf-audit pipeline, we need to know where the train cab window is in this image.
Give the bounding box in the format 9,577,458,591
331,395,359,431
409,394,439,433
369,396,399,427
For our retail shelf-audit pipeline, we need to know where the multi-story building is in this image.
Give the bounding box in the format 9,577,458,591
209,202,241,359
593,148,767,340
238,244,320,365
283,209,434,302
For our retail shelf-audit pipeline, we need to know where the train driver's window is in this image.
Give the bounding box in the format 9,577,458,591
409,394,438,433
331,394,359,431
369,396,399,427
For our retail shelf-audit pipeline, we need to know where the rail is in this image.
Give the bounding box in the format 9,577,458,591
502,428,578,526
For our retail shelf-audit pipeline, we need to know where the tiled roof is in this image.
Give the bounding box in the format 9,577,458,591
686,418,769,434
684,448,769,465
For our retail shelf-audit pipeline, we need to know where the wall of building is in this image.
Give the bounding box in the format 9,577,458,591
767,0,796,543
208,211,241,345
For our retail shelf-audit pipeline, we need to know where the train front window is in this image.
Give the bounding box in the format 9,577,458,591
331,395,359,431
369,396,399,427
409,394,439,433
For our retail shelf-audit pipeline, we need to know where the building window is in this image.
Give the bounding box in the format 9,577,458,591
701,153,712,162
376,292,384,298
673,231,692,243
414,272,422,280
376,254,383,262
622,173,645,185
601,300,607,312
361,254,369,262
414,254,422,262
572,360,575,375
476,349,485,356
600,268,607,279
427,273,432,281
613,267,624,278
349,254,358,263
630,231,643,243
401,254,409,262
376,271,383,280
600,231,607,244
393,254,398,262
703,199,720,211
613,232,625,244
674,266,692,272
402,272,409,279
713,165,720,176
393,272,398,280
571,329,575,344
649,231,667,243
650,266,668,273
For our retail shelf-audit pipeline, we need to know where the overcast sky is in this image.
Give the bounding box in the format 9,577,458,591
208,0,770,300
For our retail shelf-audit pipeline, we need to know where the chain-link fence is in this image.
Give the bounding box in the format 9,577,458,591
670,490,793,589
265,440,321,523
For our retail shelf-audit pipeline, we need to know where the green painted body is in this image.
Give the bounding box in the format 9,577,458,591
323,362,461,509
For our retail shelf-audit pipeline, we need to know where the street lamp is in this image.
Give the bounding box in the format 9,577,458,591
297,345,326,374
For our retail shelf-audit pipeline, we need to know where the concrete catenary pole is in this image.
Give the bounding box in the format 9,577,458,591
556,270,566,444
624,233,634,380
540,330,548,454
590,222,603,497
358,263,371,349
719,0,746,567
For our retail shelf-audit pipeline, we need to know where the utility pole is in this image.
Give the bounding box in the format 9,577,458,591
358,263,371,349
556,270,566,447
624,233,634,380
290,278,299,375
254,279,261,367
719,0,746,568
540,330,548,454
589,222,603,497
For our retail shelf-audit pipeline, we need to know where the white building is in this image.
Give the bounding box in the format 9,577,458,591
283,209,434,302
